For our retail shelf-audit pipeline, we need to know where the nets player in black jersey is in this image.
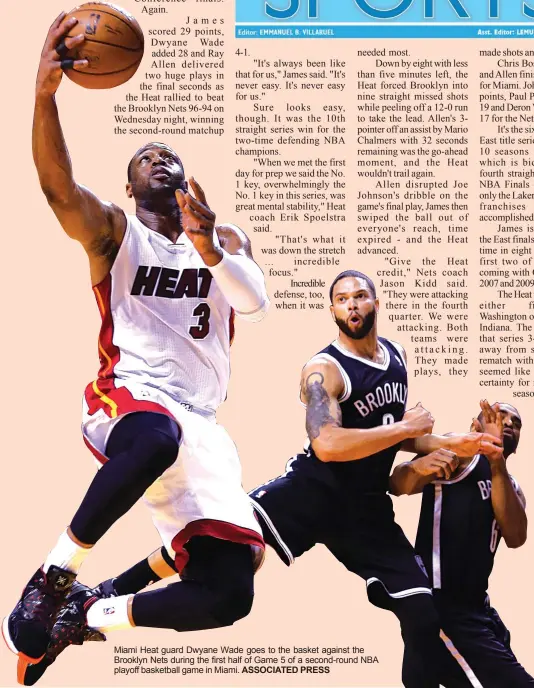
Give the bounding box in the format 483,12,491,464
391,400,532,687
248,270,501,688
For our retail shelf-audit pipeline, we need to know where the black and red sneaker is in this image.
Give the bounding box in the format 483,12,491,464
2,566,76,664
17,581,105,686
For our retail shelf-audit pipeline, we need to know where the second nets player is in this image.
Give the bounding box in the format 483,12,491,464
392,401,533,687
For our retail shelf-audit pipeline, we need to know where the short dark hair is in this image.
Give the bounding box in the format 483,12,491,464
127,142,184,182
329,270,376,303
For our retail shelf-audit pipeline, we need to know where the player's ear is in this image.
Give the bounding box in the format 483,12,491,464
375,297,380,312
126,183,133,199
329,303,336,322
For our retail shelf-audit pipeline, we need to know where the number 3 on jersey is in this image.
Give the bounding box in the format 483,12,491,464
189,303,210,339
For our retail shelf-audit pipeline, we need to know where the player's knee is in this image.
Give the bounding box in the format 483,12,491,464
107,413,181,472
212,586,254,626
148,429,180,470
137,421,181,473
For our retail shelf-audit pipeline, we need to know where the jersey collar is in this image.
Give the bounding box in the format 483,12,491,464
434,455,481,485
331,339,390,371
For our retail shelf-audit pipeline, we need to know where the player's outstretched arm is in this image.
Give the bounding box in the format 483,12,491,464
396,346,502,458
34,12,126,283
389,450,459,496
176,180,269,322
401,431,502,459
301,361,434,462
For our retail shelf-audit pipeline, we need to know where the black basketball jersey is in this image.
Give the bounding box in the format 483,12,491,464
415,455,517,604
300,337,408,493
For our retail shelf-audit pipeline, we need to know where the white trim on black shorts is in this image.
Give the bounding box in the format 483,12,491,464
250,498,295,565
366,577,432,598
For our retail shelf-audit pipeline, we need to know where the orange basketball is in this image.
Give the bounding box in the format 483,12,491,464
63,2,144,89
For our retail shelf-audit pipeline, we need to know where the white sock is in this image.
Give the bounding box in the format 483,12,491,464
43,529,92,575
86,595,135,633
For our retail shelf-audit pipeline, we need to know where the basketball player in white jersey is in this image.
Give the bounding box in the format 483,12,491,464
3,13,269,682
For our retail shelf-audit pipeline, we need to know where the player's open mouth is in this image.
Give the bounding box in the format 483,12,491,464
349,315,361,325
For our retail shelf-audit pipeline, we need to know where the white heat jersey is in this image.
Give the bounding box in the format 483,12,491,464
88,215,234,415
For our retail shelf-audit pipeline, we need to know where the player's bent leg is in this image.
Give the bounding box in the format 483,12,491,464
17,549,179,688
16,538,255,685
95,533,262,602
130,537,255,631
3,413,180,664
96,546,178,597
87,537,254,634
18,537,256,684
14,406,259,682
70,412,181,544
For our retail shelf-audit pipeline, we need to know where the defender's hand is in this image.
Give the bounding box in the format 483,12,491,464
445,430,503,460
412,449,459,482
176,179,220,265
470,401,504,462
479,399,504,442
401,403,434,438
37,12,88,97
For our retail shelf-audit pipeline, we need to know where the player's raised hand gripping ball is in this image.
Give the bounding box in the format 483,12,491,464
36,12,90,96
62,2,144,88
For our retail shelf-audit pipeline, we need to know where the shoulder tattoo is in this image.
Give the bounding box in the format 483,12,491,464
304,372,341,441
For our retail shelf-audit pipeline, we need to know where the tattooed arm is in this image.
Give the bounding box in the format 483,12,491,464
301,360,434,463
